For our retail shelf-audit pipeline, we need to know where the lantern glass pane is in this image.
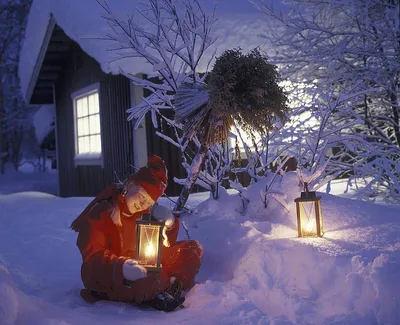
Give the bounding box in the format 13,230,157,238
299,201,317,236
138,224,160,267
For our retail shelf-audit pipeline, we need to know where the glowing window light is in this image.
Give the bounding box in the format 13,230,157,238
75,92,102,155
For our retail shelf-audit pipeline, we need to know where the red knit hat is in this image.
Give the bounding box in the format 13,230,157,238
130,155,168,201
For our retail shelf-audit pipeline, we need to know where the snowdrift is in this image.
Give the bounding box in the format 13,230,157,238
0,172,399,324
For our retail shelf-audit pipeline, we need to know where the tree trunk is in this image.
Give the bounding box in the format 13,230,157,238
174,144,208,212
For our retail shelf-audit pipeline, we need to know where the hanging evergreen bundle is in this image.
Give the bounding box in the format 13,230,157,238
174,48,290,146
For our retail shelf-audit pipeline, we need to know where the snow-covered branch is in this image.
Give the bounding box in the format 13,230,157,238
253,0,400,200
98,0,217,124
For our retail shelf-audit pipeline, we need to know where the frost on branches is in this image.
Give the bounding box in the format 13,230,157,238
253,0,400,201
97,0,216,126
98,0,399,210
98,0,226,210
99,0,290,212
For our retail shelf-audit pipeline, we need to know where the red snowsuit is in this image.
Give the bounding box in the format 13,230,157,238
71,189,203,304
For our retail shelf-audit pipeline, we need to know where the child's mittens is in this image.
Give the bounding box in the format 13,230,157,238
151,205,175,229
122,259,147,281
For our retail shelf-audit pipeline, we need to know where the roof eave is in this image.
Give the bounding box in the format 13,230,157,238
26,14,56,104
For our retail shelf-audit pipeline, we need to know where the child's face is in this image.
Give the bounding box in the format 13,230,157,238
125,184,155,213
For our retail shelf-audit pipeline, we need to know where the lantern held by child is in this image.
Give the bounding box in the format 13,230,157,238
136,214,164,271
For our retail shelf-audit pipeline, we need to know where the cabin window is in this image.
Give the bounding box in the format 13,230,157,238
71,83,103,166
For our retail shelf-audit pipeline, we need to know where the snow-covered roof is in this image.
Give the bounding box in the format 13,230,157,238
19,0,267,103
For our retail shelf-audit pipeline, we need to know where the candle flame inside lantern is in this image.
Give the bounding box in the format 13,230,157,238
305,221,314,233
145,241,156,258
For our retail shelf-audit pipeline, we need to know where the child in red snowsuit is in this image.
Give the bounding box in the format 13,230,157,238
71,155,203,311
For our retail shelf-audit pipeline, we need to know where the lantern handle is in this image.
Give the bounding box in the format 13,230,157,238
141,213,159,223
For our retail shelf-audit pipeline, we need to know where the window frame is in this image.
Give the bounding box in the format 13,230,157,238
71,83,103,167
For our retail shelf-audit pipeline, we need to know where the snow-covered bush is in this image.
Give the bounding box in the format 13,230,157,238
251,0,400,201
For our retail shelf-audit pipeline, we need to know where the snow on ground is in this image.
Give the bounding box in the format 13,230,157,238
0,169,399,324
0,164,58,196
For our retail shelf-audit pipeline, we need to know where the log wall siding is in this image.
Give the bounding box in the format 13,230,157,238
55,42,135,197
100,74,135,185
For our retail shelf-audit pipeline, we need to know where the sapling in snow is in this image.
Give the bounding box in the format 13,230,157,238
260,156,292,213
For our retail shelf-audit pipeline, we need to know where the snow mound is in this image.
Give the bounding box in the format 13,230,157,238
231,240,400,324
0,171,399,324
182,171,400,324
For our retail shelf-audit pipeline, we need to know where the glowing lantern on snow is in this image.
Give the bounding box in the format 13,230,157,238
136,214,164,271
294,183,323,237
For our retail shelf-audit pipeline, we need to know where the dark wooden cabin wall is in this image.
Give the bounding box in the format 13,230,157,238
55,42,134,197
101,74,135,184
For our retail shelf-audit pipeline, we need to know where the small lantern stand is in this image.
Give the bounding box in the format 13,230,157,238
294,182,323,237
136,214,165,272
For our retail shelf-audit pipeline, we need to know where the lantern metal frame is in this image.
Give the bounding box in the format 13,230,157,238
136,214,164,272
294,190,323,237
